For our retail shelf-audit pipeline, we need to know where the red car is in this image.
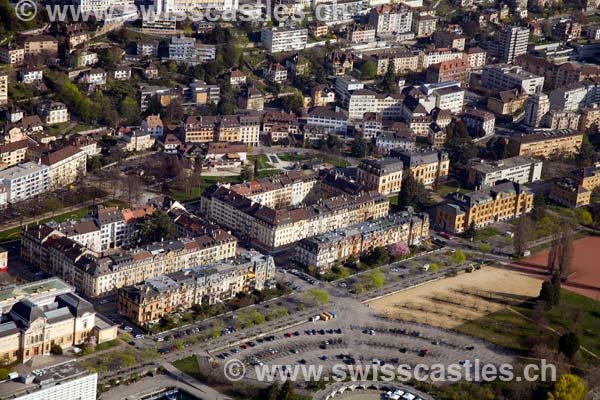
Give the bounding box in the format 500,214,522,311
440,232,452,240
285,332,293,337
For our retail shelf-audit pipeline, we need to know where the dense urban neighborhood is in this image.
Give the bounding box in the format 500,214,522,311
0,0,600,399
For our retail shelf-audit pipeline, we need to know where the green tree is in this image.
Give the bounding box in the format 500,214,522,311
241,164,254,181
514,216,531,257
444,120,478,167
134,211,177,245
547,374,586,400
539,280,555,307
465,221,476,240
351,135,368,158
50,343,63,355
280,93,304,116
551,272,561,305
398,173,432,210
120,96,140,125
277,381,295,400
358,60,377,79
451,249,466,264
368,270,384,288
577,134,595,167
558,332,580,359
303,289,330,305
577,208,592,225
381,60,396,93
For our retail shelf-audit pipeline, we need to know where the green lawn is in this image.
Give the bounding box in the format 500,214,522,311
248,154,273,170
436,181,471,197
172,175,241,202
173,356,203,380
456,289,600,365
255,169,281,179
474,226,500,241
278,152,309,162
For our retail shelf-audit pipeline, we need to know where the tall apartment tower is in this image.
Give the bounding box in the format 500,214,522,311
499,26,529,63
0,73,7,105
524,93,550,127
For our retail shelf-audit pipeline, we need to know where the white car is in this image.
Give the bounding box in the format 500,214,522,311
135,334,144,339
123,326,133,331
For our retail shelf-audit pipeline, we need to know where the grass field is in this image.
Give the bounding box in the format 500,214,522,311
172,175,241,202
173,356,204,380
436,181,472,197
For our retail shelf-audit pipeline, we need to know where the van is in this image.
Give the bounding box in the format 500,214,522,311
422,264,430,271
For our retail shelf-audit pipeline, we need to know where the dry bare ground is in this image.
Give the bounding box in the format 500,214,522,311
367,267,543,329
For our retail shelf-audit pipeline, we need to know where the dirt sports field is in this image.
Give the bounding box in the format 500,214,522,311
511,236,600,300
367,266,543,329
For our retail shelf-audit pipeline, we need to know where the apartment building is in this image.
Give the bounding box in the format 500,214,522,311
580,104,600,134
553,20,582,41
0,162,51,205
261,27,308,54
548,162,600,208
40,146,87,190
495,25,529,63
435,181,534,233
0,362,97,400
20,35,58,57
357,158,404,196
37,101,70,125
200,177,389,250
347,24,377,43
391,149,450,186
348,90,403,119
467,156,543,188
0,72,7,105
541,110,580,130
362,112,383,139
113,66,131,80
481,64,544,95
462,109,495,137
420,48,464,70
413,14,437,38
334,75,364,103
0,45,25,65
306,107,348,134
374,129,416,153
487,88,528,116
317,0,366,22
0,279,116,363
463,46,487,69
426,59,471,85
549,80,598,112
296,212,429,272
141,115,164,138
0,140,29,169
368,49,420,76
510,129,584,158
18,66,43,83
369,4,413,36
189,80,220,105
21,220,238,297
167,36,216,65
118,250,275,325
433,31,466,51
263,62,287,83
183,114,259,144
524,93,550,127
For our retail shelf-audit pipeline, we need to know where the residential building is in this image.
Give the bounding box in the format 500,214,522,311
138,84,176,112
142,115,164,138
306,107,348,134
229,69,246,85
123,130,155,152
296,212,429,272
0,362,97,400
363,112,383,139
308,22,329,38
462,109,495,137
0,140,29,169
348,90,403,119
0,73,7,105
312,84,336,107
37,101,70,125
20,35,58,57
548,80,598,112
433,31,466,51
200,172,389,250
487,88,528,116
334,76,364,103
238,112,261,146
0,45,25,65
316,0,365,22
263,63,288,83
69,135,100,158
463,46,487,69
347,24,377,43
189,80,220,106
420,48,464,69
524,93,550,127
136,40,159,57
368,49,420,75
71,49,98,68
375,126,416,153
261,27,308,54
113,65,131,80
541,110,580,130
552,20,582,41
241,86,264,112
17,66,43,83
391,149,450,186
0,162,51,204
467,156,543,188
327,51,354,76
369,4,413,36
426,59,470,85
510,129,583,158
80,68,107,86
357,158,404,196
427,123,446,149
481,64,544,95
41,146,87,189
183,114,258,144
413,14,437,38
435,181,534,233
118,250,275,325
494,25,529,63
549,177,591,208
167,35,216,64
580,104,600,134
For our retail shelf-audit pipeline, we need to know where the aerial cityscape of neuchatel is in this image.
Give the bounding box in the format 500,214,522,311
1,0,600,398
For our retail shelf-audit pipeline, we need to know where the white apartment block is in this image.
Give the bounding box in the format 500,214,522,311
549,80,598,112
468,155,542,187
481,64,544,95
18,68,43,83
37,101,70,124
334,76,364,103
0,163,50,205
431,85,465,114
1,362,97,400
524,93,550,127
154,0,238,13
0,46,25,65
41,146,87,190
420,48,464,69
0,73,7,105
261,27,308,54
167,36,216,64
498,26,529,63
463,109,495,137
306,107,348,134
316,0,365,23
368,4,413,35
348,90,403,119
81,69,107,85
